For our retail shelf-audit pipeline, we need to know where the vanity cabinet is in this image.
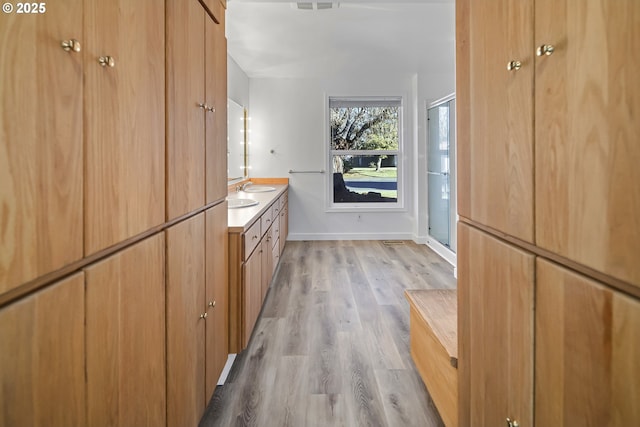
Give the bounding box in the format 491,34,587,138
229,188,288,352
457,0,640,425
0,274,85,427
167,0,227,219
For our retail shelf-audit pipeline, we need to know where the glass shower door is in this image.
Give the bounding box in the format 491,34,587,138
427,100,452,248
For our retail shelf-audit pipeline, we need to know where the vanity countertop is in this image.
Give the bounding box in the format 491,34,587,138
227,183,288,232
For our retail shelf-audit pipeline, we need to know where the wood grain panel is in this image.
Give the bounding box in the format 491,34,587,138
261,235,272,301
166,215,206,427
84,0,165,254
535,0,640,287
458,223,534,427
467,0,534,242
243,246,262,349
205,202,229,399
0,3,83,293
279,193,288,255
0,273,85,427
455,0,470,220
536,259,640,426
166,0,205,220
205,13,228,204
456,222,470,427
407,289,458,427
85,234,165,427
228,231,243,353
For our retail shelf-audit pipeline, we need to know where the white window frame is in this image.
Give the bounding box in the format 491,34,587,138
326,96,404,212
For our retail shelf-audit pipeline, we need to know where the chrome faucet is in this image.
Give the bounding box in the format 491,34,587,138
239,182,253,192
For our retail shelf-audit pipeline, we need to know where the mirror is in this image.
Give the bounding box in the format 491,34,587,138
227,99,247,182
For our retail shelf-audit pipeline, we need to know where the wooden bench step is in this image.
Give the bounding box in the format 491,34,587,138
405,289,458,427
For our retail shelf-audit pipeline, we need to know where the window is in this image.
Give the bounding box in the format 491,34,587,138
328,97,402,209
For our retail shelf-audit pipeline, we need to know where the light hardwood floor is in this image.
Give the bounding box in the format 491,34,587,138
200,240,456,427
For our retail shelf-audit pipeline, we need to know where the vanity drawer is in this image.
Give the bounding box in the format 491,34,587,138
243,220,261,260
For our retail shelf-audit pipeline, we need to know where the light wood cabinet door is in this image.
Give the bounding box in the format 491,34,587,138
535,0,640,288
166,215,206,427
205,202,229,399
166,0,206,220
0,273,85,427
536,259,640,426
0,3,83,293
205,12,228,204
84,0,165,254
85,234,166,427
457,223,534,427
463,0,534,242
261,233,273,301
243,246,262,348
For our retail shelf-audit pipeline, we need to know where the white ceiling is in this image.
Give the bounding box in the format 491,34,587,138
226,0,456,79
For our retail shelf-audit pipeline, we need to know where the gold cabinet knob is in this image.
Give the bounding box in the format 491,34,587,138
206,106,215,113
208,300,216,308
200,312,208,319
506,418,520,427
197,102,208,109
61,39,81,52
507,60,522,71
536,44,555,56
98,56,115,67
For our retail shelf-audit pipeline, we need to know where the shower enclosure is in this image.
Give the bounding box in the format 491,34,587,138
427,94,456,257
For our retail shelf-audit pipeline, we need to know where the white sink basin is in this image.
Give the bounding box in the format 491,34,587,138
227,198,259,209
243,185,276,193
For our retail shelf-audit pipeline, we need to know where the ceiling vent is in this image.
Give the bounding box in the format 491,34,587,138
293,2,339,10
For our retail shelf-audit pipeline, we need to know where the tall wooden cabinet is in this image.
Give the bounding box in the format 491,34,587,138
0,2,83,294
0,0,228,425
166,215,207,427
166,203,228,427
536,259,640,426
458,224,534,427
205,203,229,397
458,0,640,425
0,274,85,427
205,1,229,204
166,0,228,219
84,0,165,255
84,234,166,427
166,0,207,219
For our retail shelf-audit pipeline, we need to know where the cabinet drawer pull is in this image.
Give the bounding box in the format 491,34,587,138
61,39,81,53
507,60,522,71
98,56,115,67
200,312,208,319
536,44,555,57
208,300,216,308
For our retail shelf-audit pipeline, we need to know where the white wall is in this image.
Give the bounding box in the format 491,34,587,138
228,55,250,109
247,71,454,241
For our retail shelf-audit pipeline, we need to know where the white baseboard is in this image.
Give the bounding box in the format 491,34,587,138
217,354,236,386
425,237,457,267
288,232,414,241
